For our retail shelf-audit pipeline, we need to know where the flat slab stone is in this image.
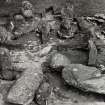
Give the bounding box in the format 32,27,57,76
7,62,43,105
62,64,105,94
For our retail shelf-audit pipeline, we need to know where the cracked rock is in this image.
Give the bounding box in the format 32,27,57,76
62,64,105,94
7,62,43,105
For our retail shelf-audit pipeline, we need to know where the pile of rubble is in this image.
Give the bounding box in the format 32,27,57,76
1,0,105,105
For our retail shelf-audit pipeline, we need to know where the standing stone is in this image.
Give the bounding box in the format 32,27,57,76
88,39,97,66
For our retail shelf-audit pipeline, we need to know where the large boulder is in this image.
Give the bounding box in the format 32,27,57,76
7,62,43,105
62,64,105,94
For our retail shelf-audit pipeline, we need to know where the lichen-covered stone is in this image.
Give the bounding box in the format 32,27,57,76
7,62,43,105
62,64,105,94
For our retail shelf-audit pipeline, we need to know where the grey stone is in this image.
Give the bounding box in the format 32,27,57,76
0,80,14,105
47,92,73,105
13,17,39,36
0,18,7,25
95,40,105,66
39,44,54,57
62,64,105,94
7,62,43,105
0,93,5,105
49,52,71,69
88,39,97,66
48,49,88,70
94,13,105,20
0,26,13,43
28,101,37,105
36,82,51,105
0,47,20,80
0,47,12,71
0,80,14,98
14,15,24,21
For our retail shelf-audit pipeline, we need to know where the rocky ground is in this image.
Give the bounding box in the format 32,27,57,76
1,0,105,105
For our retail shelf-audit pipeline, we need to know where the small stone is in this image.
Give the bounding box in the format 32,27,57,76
95,72,101,77
0,47,12,71
22,0,34,18
14,15,24,21
88,39,97,66
0,18,7,25
28,101,37,105
0,47,20,80
47,92,72,105
39,45,54,57
0,79,14,98
0,80,14,105
95,13,105,20
35,82,51,105
13,18,38,36
0,93,4,105
49,53,71,69
72,68,78,72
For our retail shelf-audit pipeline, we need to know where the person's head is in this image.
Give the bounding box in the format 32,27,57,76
21,0,34,18
22,0,33,10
